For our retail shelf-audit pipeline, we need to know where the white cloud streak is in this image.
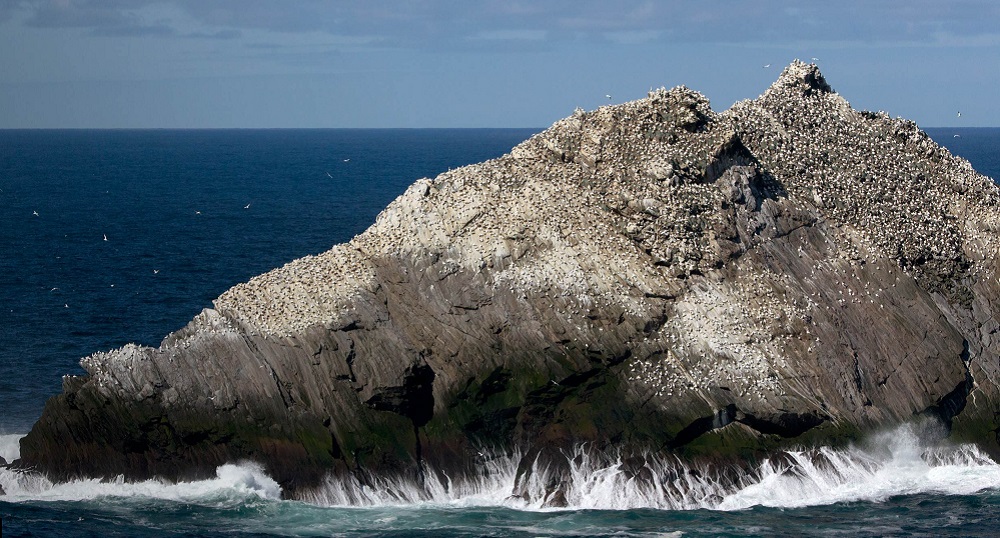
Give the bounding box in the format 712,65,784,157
5,0,998,49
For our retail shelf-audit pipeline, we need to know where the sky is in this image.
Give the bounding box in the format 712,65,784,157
1,1,998,128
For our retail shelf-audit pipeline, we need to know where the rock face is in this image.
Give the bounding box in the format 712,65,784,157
17,62,1000,501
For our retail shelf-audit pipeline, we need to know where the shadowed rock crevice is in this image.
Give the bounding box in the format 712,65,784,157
668,405,828,449
921,340,975,429
364,363,436,428
668,405,740,449
736,410,828,438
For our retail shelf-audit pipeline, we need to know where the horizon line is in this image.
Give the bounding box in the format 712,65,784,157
0,125,992,131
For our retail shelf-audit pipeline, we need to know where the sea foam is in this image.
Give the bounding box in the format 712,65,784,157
717,425,1000,509
0,461,280,504
3,424,999,512
306,423,1000,511
0,433,23,462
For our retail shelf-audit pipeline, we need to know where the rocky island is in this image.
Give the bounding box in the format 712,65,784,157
14,62,1000,504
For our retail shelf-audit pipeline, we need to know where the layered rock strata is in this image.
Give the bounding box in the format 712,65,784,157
17,62,1000,502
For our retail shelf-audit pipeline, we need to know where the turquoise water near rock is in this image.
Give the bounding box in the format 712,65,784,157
1,127,998,536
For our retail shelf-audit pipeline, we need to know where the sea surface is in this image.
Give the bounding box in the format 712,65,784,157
1,127,998,537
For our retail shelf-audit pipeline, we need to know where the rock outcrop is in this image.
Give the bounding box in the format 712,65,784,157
16,62,1000,502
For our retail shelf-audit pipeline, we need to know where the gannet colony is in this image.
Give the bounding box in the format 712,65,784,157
12,62,1000,504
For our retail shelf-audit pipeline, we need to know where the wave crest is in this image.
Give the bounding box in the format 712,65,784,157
0,461,280,504
306,423,1000,510
3,424,999,512
0,433,23,463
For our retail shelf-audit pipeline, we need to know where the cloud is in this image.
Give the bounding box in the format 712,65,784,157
92,24,175,37
603,30,661,45
0,1,29,23
471,29,547,42
186,28,242,40
14,0,181,39
6,0,1000,51
22,0,140,29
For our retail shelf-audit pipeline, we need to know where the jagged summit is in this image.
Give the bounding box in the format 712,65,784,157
766,60,834,97
18,63,1000,504
729,62,999,296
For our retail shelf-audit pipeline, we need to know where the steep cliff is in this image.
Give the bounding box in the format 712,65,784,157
17,62,1000,502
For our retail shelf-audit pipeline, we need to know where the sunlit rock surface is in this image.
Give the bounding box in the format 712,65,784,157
18,62,1000,502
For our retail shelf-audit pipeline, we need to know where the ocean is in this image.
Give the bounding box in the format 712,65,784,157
1,127,999,536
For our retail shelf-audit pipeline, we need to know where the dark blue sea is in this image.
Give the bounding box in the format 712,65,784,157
1,127,999,537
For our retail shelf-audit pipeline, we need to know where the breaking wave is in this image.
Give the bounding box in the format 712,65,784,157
0,433,22,462
305,423,1000,511
3,424,999,513
1,459,280,505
